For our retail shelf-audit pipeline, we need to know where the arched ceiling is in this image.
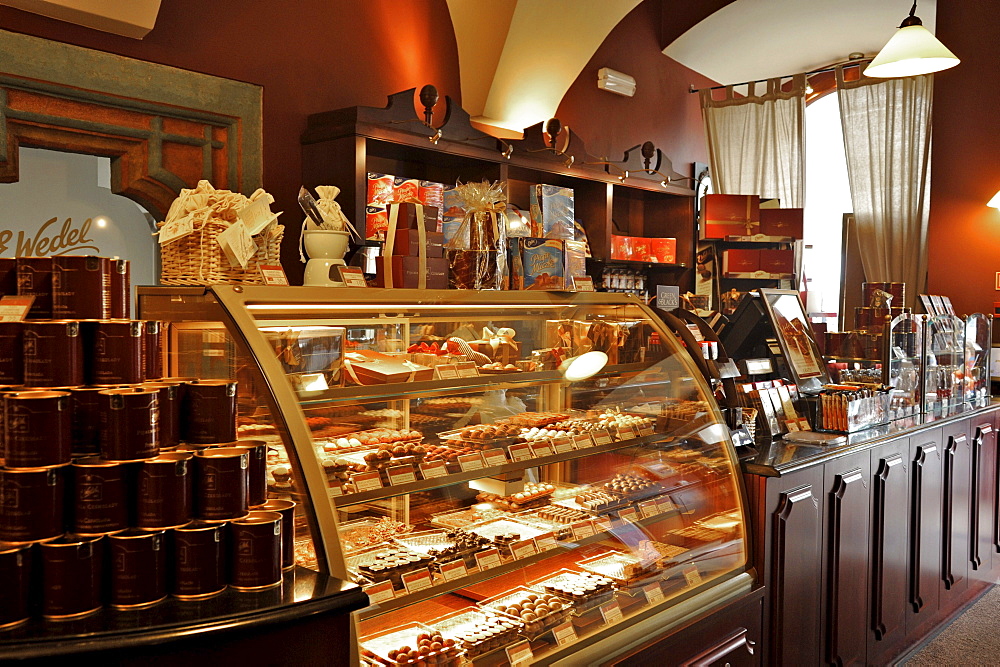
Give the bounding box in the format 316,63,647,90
664,0,939,86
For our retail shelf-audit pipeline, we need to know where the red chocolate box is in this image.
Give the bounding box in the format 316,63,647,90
375,255,449,289
759,208,804,239
629,237,651,262
649,238,677,264
701,194,760,239
759,249,795,276
722,249,760,275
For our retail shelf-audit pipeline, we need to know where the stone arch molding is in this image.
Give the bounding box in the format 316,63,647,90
0,29,262,220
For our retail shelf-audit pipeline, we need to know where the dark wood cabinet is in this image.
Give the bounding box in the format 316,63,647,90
907,427,943,639
970,422,996,582
940,423,971,607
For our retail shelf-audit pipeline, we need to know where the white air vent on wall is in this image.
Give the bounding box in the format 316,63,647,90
0,0,161,39
597,67,636,97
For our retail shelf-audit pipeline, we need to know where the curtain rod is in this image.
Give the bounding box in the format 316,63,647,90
688,58,871,94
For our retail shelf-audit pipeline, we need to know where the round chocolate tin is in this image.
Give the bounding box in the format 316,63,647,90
52,255,112,320
229,510,282,590
142,383,181,448
0,384,26,460
70,457,129,535
108,529,167,608
16,257,53,320
0,465,67,542
251,499,296,569
110,259,130,319
194,447,248,520
144,320,164,381
22,320,84,387
91,320,146,385
0,322,23,385
235,440,268,507
3,390,72,468
99,387,159,461
172,521,227,598
184,380,237,444
0,541,33,628
68,386,115,456
40,534,104,619
137,452,193,529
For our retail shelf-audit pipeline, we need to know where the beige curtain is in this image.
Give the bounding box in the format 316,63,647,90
700,75,806,207
837,67,933,308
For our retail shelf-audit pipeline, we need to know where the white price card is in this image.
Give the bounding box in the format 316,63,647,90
435,364,458,380
684,564,703,587
363,580,395,604
552,620,577,646
352,471,383,492
529,441,554,458
508,443,533,462
573,433,594,449
638,499,660,519
440,559,468,582
402,568,433,594
474,548,502,571
534,533,557,552
618,507,639,523
618,424,639,440
419,461,448,479
572,276,595,292
457,453,485,472
638,424,655,437
593,430,613,446
594,517,613,533
329,484,343,497
338,266,368,287
643,582,664,605
506,641,533,666
482,448,508,467
0,296,33,322
552,437,575,454
572,521,596,540
511,539,537,560
455,361,479,377
258,264,289,285
386,465,417,486
657,498,676,514
599,600,623,625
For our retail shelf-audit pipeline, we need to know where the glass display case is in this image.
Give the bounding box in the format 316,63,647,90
138,286,752,665
963,313,992,407
884,312,923,419
923,314,967,415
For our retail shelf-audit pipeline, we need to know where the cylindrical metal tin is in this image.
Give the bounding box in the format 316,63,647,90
91,320,145,385
0,258,16,296
40,534,104,619
0,384,25,460
3,390,72,468
0,465,66,542
16,256,53,319
99,387,159,461
142,383,181,448
252,499,295,569
52,255,112,320
108,529,167,608
144,320,164,381
110,259,130,319
0,322,23,385
229,510,282,590
70,457,129,535
184,380,238,444
22,320,84,387
0,541,33,628
235,440,268,507
68,386,118,456
136,452,193,529
194,447,248,520
172,521,227,598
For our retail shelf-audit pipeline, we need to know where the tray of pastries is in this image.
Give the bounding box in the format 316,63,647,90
428,608,525,658
479,587,573,640
360,623,464,666
530,569,616,613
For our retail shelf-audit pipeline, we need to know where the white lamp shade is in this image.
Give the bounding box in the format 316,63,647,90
865,24,960,78
988,190,1000,209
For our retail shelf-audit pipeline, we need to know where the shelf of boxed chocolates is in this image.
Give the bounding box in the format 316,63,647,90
701,194,801,282
135,284,752,665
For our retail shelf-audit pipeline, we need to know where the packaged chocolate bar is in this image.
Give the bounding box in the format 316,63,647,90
564,240,587,287
509,238,564,290
530,184,575,239
418,181,445,232
365,205,388,241
392,176,420,203
366,173,394,206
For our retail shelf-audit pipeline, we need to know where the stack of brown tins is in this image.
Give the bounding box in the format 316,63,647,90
194,447,249,521
52,256,113,319
16,257,53,319
99,387,159,462
70,457,130,536
90,319,146,385
136,452,193,530
0,258,15,296
111,259,131,318
0,322,22,386
252,498,296,569
22,320,84,387
172,521,227,598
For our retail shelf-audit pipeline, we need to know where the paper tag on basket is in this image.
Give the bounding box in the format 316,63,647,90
158,214,195,245
237,197,281,236
217,221,258,269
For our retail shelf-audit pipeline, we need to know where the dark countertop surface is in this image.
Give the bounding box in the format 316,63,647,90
743,400,999,478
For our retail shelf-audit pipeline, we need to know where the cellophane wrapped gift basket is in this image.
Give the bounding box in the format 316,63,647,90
157,180,283,285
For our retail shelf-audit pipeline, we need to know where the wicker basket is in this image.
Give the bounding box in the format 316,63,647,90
159,217,284,286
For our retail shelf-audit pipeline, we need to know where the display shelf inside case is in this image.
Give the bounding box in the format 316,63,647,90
137,286,750,664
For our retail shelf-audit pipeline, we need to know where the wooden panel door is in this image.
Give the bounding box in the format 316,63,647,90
868,437,910,663
767,468,824,666
940,424,971,607
824,451,871,666
906,428,942,638
970,422,995,581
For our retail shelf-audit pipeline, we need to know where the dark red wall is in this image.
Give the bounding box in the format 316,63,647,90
927,1,1000,318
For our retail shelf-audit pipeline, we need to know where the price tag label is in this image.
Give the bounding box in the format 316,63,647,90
482,448,508,467
386,465,417,486
258,264,289,285
455,361,479,377
552,437,575,454
684,564,702,587
552,620,577,646
338,266,368,287
474,548,502,571
402,568,433,594
639,499,660,519
506,641,533,666
657,498,676,514
440,559,468,582
419,460,448,479
594,517,613,533
593,430,613,446
511,539,537,560
618,507,639,523
529,441,554,458
572,276,595,292
643,582,664,605
572,521,596,540
508,443,533,462
638,424,655,437
0,296,34,322
329,484,343,497
435,364,459,380
352,471,382,492
599,600,623,625
534,533,557,552
573,433,594,449
618,424,638,440
363,580,395,604
457,453,485,472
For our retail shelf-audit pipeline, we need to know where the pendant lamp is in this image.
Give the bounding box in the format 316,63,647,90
864,1,960,78
988,191,1000,209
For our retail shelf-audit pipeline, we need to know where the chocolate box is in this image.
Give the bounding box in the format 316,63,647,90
564,240,587,286
367,173,395,206
392,176,420,203
530,184,575,239
365,205,388,241
344,350,433,385
759,208,804,239
722,249,760,275
386,202,439,232
509,238,565,290
759,249,794,276
629,237,651,262
610,235,632,261
418,181,445,231
375,255,449,289
388,229,445,258
701,194,761,239
649,238,677,264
